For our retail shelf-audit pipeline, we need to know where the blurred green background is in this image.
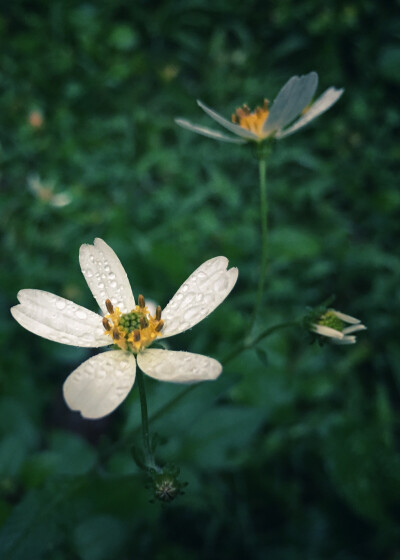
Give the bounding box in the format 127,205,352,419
1,1,400,558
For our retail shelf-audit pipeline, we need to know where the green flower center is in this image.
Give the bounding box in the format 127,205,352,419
118,311,144,334
319,311,345,332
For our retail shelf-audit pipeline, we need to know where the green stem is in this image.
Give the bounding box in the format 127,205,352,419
136,367,155,468
101,320,299,462
147,320,298,426
251,157,268,329
223,320,298,365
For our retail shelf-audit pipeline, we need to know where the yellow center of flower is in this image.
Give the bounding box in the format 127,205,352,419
232,100,269,138
103,296,164,354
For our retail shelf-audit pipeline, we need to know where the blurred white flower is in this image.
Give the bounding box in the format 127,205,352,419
176,72,343,144
28,174,72,208
311,309,367,345
11,239,238,419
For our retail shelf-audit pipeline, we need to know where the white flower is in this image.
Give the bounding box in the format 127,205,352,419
311,309,367,345
11,239,238,419
27,174,72,208
175,72,343,144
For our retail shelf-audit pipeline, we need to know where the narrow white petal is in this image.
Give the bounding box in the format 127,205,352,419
311,324,344,339
333,336,356,345
145,299,158,317
63,350,136,419
197,100,259,140
342,324,367,335
330,309,360,324
263,72,319,134
11,290,108,347
160,256,238,338
51,193,72,208
138,349,222,383
276,87,344,139
79,238,135,315
175,118,247,144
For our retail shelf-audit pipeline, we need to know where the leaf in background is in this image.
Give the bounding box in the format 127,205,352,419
73,515,126,560
0,489,62,560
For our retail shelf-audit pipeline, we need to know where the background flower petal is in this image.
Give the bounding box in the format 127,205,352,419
342,324,367,335
311,324,344,339
197,100,259,140
175,118,247,144
138,349,222,383
331,309,360,324
79,238,135,315
333,336,356,345
276,87,344,138
160,256,238,338
263,71,319,134
63,350,136,419
11,289,108,347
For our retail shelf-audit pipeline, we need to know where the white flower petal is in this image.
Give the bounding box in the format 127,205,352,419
79,238,135,315
63,350,136,419
330,309,360,324
175,118,247,144
263,72,319,134
342,324,367,335
11,290,108,347
276,87,344,139
311,324,344,340
333,336,356,345
160,256,238,338
51,194,71,208
145,299,158,317
197,100,259,141
138,349,222,383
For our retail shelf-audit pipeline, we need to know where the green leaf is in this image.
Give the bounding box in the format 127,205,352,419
0,489,61,560
73,515,126,560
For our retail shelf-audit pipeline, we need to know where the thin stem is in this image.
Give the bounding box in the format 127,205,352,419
148,320,299,425
136,367,155,468
101,320,299,462
222,320,299,365
251,157,268,329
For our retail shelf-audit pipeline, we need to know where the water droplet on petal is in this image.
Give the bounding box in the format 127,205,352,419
214,276,228,292
184,306,201,322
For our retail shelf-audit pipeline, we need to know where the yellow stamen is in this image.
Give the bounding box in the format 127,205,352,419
133,329,141,342
113,327,120,340
105,299,114,313
102,298,164,354
232,99,269,139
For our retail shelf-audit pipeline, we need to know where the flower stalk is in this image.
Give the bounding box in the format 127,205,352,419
141,319,300,428
252,155,268,328
136,367,156,469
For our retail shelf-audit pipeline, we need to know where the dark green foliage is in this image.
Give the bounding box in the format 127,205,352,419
0,0,399,558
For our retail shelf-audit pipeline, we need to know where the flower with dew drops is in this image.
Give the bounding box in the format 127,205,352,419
311,309,367,345
175,71,343,144
11,239,238,419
